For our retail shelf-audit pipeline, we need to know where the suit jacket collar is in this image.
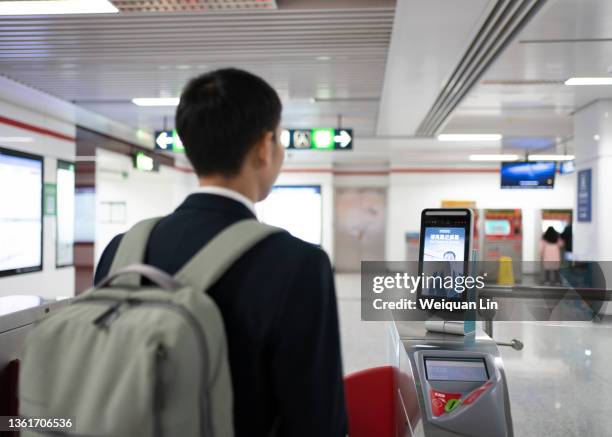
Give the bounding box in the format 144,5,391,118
177,193,256,219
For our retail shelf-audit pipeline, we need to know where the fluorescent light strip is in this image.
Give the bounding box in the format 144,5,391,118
565,77,612,86
469,154,519,162
438,134,502,142
132,97,180,107
0,137,34,143
528,154,575,161
0,0,118,15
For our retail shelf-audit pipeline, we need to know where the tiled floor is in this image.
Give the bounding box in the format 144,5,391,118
335,273,612,436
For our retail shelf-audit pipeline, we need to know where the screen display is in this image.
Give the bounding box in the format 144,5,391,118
560,160,575,175
421,227,466,299
0,147,43,276
256,185,322,245
56,161,75,267
422,227,466,262
425,358,489,382
418,210,471,301
484,219,511,236
501,161,556,189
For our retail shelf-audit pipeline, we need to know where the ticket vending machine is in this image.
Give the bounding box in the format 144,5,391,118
391,322,514,437
480,209,522,282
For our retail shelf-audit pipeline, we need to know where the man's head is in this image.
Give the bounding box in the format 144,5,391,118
176,68,284,201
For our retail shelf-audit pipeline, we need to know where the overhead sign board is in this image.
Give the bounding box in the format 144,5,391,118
154,130,184,152
281,128,353,150
155,128,353,152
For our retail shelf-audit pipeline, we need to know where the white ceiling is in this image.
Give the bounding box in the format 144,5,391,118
0,4,394,138
448,0,612,153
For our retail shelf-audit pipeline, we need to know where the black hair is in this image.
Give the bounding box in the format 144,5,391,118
443,251,456,259
175,68,282,176
543,226,559,244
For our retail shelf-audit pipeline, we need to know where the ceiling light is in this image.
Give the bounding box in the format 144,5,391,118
0,0,118,15
528,154,575,161
565,77,612,86
438,134,502,142
132,97,179,107
469,154,519,162
0,137,34,143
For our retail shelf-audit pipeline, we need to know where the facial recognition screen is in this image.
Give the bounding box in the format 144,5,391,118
0,148,43,276
422,227,466,262
256,185,322,245
425,358,489,382
56,161,75,267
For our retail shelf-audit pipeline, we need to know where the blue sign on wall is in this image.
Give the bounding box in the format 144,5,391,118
577,168,592,222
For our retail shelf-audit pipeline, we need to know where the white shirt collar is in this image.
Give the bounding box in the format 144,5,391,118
193,185,256,215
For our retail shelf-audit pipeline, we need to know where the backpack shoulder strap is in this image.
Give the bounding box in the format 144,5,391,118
175,219,283,292
108,217,162,286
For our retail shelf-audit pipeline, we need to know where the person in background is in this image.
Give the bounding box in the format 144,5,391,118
561,224,573,262
95,68,347,437
540,226,564,285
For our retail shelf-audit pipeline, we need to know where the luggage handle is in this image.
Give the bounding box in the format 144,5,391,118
96,264,183,292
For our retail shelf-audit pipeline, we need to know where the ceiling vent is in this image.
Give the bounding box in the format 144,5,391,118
110,0,278,12
416,0,549,137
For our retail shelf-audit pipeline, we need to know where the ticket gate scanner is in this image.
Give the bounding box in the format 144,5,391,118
391,322,513,437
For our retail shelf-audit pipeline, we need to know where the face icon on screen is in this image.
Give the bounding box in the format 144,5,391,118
443,251,456,261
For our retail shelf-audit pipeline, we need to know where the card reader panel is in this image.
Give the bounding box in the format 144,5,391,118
414,350,510,437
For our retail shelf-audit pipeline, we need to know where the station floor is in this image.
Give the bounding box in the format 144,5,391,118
336,274,612,437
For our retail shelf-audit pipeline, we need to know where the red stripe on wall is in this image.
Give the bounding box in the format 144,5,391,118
0,115,75,143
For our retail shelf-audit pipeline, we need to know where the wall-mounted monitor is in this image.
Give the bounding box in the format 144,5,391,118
500,161,555,189
256,185,322,245
0,147,43,277
56,161,75,267
560,160,575,175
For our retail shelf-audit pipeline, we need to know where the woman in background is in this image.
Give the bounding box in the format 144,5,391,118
540,226,564,285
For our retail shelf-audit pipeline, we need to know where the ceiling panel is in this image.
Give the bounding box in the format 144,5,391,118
449,0,612,141
0,6,394,135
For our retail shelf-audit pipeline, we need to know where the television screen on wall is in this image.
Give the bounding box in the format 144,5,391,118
500,161,555,189
56,160,75,267
0,147,43,277
255,185,322,245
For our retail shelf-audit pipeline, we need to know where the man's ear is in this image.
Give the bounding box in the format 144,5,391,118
253,131,275,168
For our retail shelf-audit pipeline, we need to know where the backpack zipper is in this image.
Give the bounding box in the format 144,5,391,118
76,298,211,437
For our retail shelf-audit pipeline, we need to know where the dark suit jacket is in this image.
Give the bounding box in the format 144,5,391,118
94,193,347,437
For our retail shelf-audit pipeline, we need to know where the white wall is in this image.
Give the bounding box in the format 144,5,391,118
0,88,76,298
95,149,198,263
386,170,577,262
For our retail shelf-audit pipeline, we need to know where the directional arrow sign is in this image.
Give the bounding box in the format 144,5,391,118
155,131,172,150
334,129,352,148
154,130,184,152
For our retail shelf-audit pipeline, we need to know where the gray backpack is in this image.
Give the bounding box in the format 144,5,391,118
19,218,281,437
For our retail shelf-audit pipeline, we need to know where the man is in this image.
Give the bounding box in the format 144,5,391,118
94,68,347,437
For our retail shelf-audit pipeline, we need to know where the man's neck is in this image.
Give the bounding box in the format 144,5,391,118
198,175,258,203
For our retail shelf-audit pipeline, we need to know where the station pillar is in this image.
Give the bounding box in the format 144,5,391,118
573,100,612,261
